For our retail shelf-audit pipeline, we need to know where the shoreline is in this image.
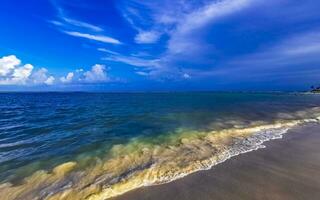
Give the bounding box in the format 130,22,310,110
87,118,318,200
1,117,320,200
114,123,320,200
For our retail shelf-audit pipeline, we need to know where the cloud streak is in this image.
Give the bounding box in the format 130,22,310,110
64,31,121,44
62,17,104,32
50,1,121,47
229,30,320,69
188,30,320,82
103,55,160,68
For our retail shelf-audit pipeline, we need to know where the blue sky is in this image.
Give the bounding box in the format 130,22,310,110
0,0,320,91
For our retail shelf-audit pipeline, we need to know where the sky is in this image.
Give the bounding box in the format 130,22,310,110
0,0,320,91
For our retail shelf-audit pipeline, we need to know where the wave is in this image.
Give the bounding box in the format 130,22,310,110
1,107,320,200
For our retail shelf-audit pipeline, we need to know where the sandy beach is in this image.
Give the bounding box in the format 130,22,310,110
114,123,320,200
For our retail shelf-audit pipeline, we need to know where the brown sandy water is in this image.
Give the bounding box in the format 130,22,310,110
114,124,320,200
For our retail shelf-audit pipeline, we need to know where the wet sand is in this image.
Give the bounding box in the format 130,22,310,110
114,124,320,200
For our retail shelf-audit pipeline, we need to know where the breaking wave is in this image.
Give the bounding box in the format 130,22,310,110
1,107,320,200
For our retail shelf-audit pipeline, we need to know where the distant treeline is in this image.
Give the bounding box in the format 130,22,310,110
311,85,320,93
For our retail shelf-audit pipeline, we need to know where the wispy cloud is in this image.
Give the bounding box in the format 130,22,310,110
121,0,254,47
190,30,320,81
103,55,160,68
119,1,174,44
49,17,104,32
168,0,255,54
62,17,104,32
135,71,149,76
49,20,64,26
118,0,257,77
229,30,320,69
176,0,253,33
49,1,121,47
118,0,320,84
135,31,161,44
97,48,120,55
50,0,104,32
64,31,121,44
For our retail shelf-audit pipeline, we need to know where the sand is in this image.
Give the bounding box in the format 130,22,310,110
113,124,320,200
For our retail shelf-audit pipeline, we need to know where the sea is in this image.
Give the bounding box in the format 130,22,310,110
0,92,320,200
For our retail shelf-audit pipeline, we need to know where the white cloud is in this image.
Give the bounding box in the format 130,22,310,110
120,0,189,40
103,55,160,68
11,64,33,84
58,65,114,84
168,0,254,54
0,55,118,86
179,0,253,34
190,30,320,81
228,30,320,68
83,64,109,82
0,55,34,85
60,72,74,83
0,55,21,76
122,0,254,50
135,71,149,76
183,73,191,79
62,17,104,32
97,48,120,55
135,31,161,44
50,2,104,32
0,55,56,86
45,76,55,85
49,20,64,27
119,0,256,78
64,31,121,44
97,48,108,52
31,68,55,85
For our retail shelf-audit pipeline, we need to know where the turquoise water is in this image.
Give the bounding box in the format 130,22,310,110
1,92,320,199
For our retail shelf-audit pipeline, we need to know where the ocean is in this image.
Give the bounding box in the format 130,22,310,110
1,92,320,200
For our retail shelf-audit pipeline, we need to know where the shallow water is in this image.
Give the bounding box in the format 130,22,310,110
1,92,320,199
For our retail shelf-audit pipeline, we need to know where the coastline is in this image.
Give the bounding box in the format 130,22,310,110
1,106,320,200
114,123,320,200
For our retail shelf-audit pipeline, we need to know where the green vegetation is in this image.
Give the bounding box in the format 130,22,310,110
310,85,320,93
